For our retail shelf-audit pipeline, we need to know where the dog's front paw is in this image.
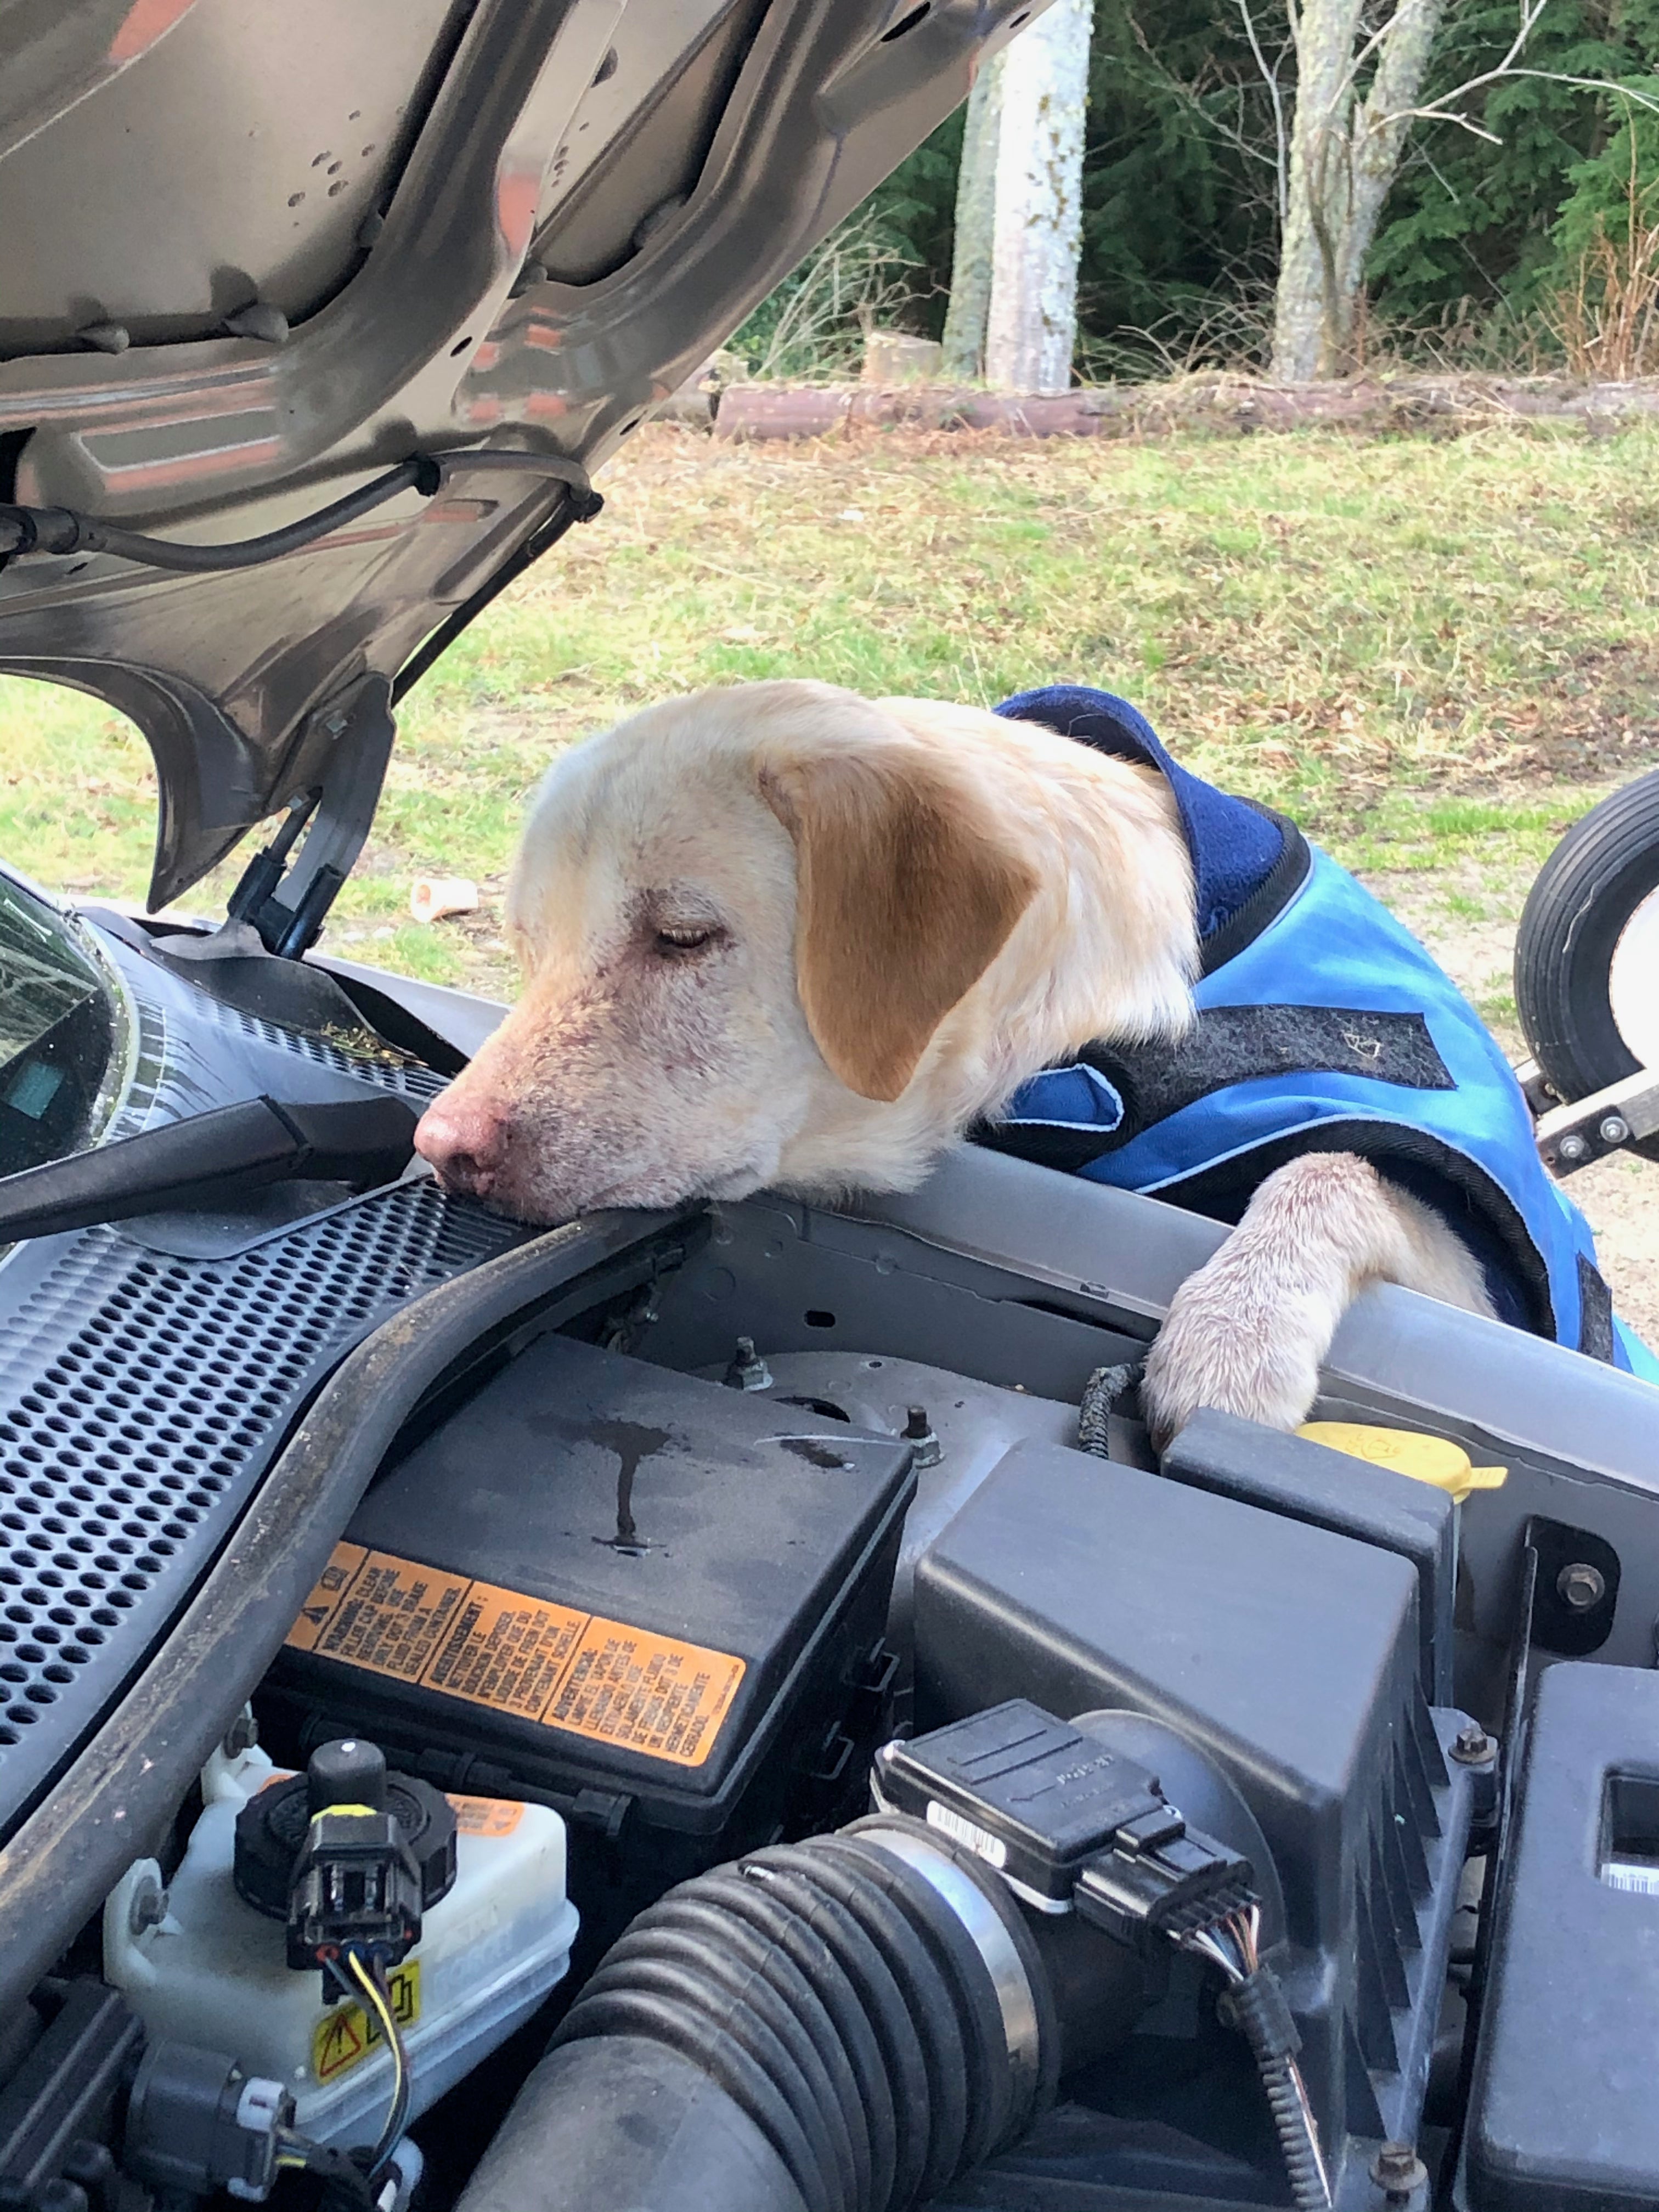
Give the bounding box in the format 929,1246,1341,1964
1141,1266,1322,1452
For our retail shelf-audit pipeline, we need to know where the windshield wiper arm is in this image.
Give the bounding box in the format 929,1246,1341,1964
0,1094,420,1244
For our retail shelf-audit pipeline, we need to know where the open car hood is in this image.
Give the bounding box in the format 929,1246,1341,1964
0,0,1022,912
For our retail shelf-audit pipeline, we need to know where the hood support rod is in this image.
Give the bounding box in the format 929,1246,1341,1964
221,673,397,958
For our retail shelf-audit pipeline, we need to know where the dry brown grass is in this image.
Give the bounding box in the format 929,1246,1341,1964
4,415,1658,1000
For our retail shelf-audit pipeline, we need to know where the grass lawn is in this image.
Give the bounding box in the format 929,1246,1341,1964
4,415,1657,1026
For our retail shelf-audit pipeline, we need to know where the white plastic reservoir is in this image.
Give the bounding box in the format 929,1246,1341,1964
104,1742,578,2148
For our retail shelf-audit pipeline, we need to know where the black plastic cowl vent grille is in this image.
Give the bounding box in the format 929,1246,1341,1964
225,1006,450,1102
0,1182,520,1834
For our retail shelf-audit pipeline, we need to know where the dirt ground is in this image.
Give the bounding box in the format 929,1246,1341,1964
1359,856,1659,1350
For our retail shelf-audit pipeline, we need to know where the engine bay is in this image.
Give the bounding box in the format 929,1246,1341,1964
1,1014,1656,2212
7,0,1654,2197
0,936,1657,2212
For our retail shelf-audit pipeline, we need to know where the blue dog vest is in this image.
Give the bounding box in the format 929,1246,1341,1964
976,686,1657,1383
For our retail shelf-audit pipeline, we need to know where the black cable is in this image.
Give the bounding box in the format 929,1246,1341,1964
1076,1358,1145,1457
1228,1963,1331,2211
277,2131,382,2210
1182,1909,1331,2212
391,483,597,704
0,447,594,572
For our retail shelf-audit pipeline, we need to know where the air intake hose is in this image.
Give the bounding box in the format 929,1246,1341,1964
454,1817,1061,2212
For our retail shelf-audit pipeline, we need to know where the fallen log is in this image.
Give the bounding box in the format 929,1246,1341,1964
710,373,1659,442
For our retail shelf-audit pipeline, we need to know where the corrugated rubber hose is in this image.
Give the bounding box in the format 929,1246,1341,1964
454,1816,1060,2212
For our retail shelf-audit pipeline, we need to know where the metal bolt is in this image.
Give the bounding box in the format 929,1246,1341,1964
1599,1115,1631,1147
128,1880,168,1938
1557,1132,1589,1164
1371,2141,1427,2204
1557,1561,1606,1612
901,1405,943,1469
722,1336,772,1392
1450,1721,1496,1764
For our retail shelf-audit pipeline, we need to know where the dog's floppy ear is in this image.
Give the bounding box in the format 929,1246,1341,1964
760,742,1040,1102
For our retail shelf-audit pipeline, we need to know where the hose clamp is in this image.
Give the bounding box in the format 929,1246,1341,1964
857,1821,1043,2112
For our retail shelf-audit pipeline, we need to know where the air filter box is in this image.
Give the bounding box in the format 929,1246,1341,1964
265,1334,914,1932
914,1437,1479,2209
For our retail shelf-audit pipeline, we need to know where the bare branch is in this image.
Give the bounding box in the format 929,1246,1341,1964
1125,7,1290,178
1400,67,1659,136
1235,0,1293,225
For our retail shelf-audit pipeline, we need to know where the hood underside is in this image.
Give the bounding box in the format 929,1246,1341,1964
0,0,1028,908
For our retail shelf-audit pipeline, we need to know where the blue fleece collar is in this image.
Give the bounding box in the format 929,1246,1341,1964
994,686,1286,942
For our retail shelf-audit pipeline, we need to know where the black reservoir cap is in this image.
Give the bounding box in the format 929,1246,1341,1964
233,1746,456,1925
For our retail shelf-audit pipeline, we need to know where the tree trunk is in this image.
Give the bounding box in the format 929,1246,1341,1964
1271,0,1449,381
1336,0,1449,314
1271,0,1362,381
940,49,1005,380
986,0,1094,395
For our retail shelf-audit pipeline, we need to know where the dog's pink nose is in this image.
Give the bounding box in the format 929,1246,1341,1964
414,1096,512,1199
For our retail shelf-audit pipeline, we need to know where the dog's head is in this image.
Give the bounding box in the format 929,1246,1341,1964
413,681,1046,1221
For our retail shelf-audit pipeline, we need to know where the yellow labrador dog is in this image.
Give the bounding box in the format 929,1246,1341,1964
413,679,1515,1447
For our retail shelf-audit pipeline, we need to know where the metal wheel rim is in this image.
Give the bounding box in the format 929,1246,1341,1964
1608,883,1659,1074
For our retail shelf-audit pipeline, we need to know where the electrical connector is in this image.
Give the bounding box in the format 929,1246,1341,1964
873,1702,1329,2210
123,2041,294,2204
283,1741,429,1974
872,1699,1255,1933
1075,1809,1257,1943
233,1739,456,1982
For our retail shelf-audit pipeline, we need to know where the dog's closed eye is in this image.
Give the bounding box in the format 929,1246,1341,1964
652,921,725,956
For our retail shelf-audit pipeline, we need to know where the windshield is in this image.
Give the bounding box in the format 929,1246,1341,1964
0,876,121,1177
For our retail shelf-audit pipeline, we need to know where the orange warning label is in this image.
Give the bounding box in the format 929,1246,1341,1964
303,1550,472,1686
287,1544,746,1769
425,1581,587,1720
449,1793,526,1837
549,1621,745,1767
287,1543,368,1652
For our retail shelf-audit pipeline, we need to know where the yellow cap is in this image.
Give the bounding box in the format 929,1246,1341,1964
1296,1422,1508,1503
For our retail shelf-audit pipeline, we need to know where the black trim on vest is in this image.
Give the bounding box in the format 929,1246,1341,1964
1576,1252,1616,1364
1084,1005,1454,1141
972,1004,1456,1176
1198,809,1312,975
972,1116,1126,1176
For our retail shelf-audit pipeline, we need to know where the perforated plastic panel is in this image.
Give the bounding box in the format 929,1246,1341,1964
225,1006,450,1102
0,1180,520,1834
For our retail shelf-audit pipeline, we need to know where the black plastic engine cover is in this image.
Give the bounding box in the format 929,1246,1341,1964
267,1333,914,1883
1466,1661,1659,2212
1161,1409,1458,1705
914,1436,1479,2207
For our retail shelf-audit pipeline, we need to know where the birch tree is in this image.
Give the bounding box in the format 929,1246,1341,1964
1271,0,1452,379
986,0,1095,394
941,49,1006,379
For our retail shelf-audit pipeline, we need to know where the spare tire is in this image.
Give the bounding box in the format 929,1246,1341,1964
1515,770,1659,1159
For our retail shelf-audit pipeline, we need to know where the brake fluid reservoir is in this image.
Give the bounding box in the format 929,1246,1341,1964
103,1745,577,2148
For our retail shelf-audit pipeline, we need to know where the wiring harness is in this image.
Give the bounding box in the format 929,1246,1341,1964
265,1950,415,2206
0,447,598,572
1182,1900,1331,2211
226,1737,459,2204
